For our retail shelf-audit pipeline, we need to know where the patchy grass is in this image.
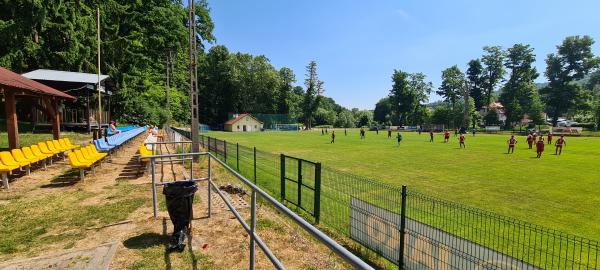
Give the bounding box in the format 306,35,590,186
123,231,214,270
0,131,91,149
0,182,146,256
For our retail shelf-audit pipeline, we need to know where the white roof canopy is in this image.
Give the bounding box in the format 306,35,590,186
22,69,109,84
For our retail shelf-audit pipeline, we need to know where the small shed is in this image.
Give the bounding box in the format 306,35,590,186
224,114,263,132
0,67,76,149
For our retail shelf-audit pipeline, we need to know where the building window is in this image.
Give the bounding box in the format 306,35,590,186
237,125,240,129
255,125,257,129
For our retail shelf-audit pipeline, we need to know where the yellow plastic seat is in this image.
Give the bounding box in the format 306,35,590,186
51,140,68,152
81,147,100,162
67,152,92,168
64,138,80,149
75,149,96,164
51,140,70,152
139,144,154,162
1,151,30,167
41,142,60,155
22,147,42,163
58,139,72,150
86,145,107,159
31,145,52,159
67,152,93,181
11,149,38,164
0,159,19,171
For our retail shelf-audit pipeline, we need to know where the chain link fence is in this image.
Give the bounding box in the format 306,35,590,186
171,128,599,269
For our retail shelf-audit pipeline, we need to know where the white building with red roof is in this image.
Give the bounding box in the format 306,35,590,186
224,113,263,132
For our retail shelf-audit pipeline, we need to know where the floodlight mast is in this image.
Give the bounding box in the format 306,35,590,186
97,8,102,129
166,51,171,130
188,0,200,153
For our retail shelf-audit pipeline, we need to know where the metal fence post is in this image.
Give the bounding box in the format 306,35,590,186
151,157,158,219
399,185,407,269
250,190,257,270
207,136,211,152
224,140,227,162
297,159,302,208
253,147,257,184
208,155,212,218
314,162,321,224
236,143,239,171
280,154,285,201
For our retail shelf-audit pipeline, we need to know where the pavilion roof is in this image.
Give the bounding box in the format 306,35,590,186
0,67,76,101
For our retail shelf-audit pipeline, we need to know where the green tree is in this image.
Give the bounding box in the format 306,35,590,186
302,61,324,129
467,59,486,110
277,67,296,114
373,97,392,124
481,46,506,109
353,110,373,127
430,105,452,127
437,65,465,108
335,109,356,128
0,0,216,126
499,44,543,128
541,35,599,126
437,65,466,127
389,70,432,126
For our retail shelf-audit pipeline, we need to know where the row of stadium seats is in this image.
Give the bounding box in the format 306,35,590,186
67,145,108,181
94,126,147,154
0,138,80,188
1,126,147,188
106,124,139,136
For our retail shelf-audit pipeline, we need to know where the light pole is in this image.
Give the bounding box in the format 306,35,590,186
188,0,199,153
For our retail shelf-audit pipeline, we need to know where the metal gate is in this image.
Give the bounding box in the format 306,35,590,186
280,154,321,223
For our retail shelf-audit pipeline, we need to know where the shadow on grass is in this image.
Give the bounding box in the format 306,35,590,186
116,155,144,181
40,169,80,188
123,232,170,249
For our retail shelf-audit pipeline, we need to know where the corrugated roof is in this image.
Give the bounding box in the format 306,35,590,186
224,113,263,125
0,67,76,100
22,69,109,84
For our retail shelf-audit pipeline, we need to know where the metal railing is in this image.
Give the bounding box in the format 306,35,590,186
170,127,600,270
142,129,373,270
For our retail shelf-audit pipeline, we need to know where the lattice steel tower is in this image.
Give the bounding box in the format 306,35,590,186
188,0,200,153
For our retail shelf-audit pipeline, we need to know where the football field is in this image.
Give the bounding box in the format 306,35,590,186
205,129,600,240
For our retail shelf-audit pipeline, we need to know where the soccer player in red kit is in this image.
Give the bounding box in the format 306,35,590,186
526,133,534,149
547,132,553,145
459,134,466,148
507,135,517,154
444,130,450,143
555,135,566,155
536,137,545,158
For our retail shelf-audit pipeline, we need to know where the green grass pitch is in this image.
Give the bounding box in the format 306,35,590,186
205,129,600,241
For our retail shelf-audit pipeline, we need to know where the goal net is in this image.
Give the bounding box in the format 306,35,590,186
272,123,300,131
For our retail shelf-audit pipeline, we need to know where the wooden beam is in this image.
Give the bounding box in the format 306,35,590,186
52,99,61,139
4,89,19,149
41,97,61,139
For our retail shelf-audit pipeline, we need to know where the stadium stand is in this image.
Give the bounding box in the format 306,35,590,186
0,126,147,188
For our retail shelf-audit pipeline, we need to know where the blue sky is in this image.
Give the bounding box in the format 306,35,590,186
205,0,600,110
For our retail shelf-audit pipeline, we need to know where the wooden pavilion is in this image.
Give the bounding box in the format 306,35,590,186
0,67,76,149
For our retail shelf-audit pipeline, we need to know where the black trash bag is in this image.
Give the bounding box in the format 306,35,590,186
163,181,198,252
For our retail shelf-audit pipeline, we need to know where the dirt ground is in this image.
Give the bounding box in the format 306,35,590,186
0,133,350,269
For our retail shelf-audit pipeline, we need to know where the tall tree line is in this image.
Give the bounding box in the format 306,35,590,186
0,0,215,126
375,35,599,129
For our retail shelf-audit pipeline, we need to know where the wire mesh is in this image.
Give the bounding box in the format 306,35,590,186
176,130,600,270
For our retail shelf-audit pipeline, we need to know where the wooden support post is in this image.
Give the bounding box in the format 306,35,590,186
4,89,19,149
51,100,61,139
42,97,61,140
